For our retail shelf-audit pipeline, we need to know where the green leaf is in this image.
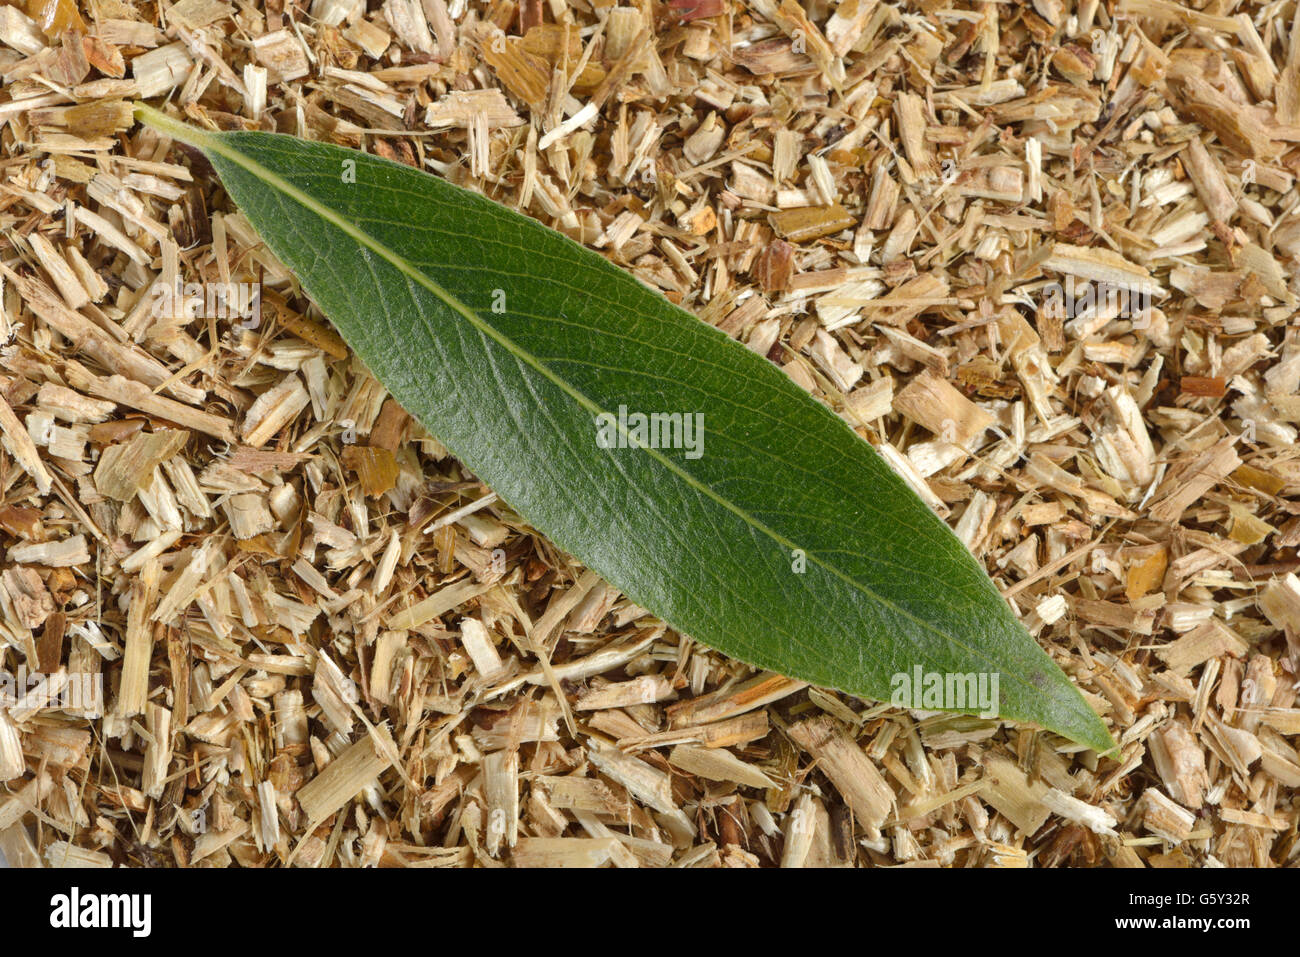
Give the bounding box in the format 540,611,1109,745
137,105,1115,755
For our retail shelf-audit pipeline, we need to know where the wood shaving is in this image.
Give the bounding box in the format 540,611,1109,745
0,0,1298,868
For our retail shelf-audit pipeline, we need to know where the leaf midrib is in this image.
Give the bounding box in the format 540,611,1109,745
189,123,1046,700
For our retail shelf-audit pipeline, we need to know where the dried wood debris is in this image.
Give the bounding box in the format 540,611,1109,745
0,0,1299,869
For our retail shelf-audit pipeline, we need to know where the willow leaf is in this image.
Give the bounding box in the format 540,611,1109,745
137,106,1115,754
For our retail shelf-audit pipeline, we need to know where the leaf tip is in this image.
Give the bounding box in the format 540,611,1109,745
1058,706,1119,758
1090,727,1122,759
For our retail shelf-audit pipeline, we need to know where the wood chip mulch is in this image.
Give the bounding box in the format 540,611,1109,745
1,0,1299,868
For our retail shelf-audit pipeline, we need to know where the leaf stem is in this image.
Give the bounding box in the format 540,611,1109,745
133,103,214,149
